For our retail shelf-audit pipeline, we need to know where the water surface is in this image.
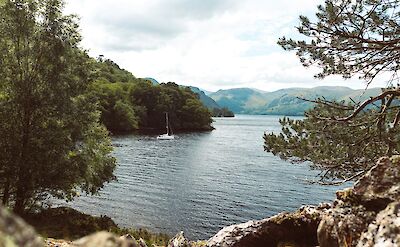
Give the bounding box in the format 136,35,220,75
62,115,344,239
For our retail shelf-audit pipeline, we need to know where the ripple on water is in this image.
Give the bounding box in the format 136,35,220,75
60,115,347,240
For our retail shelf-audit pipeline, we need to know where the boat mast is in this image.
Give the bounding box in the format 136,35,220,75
166,112,169,135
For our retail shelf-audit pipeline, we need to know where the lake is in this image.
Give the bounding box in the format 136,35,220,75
61,115,345,240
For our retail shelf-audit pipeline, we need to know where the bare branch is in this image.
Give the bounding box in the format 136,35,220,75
304,170,366,186
316,89,400,122
297,96,353,110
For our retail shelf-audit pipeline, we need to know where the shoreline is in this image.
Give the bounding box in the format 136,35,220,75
2,156,399,246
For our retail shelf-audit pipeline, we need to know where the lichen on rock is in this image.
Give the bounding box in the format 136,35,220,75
356,202,400,247
318,156,400,247
353,156,400,210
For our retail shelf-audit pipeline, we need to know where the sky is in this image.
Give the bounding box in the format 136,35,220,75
64,0,389,92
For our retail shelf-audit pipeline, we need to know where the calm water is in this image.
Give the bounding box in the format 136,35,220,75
60,115,344,240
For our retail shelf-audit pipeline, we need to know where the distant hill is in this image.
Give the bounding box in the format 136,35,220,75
188,86,221,110
142,77,159,85
209,86,382,116
202,89,213,95
187,86,234,117
209,88,268,113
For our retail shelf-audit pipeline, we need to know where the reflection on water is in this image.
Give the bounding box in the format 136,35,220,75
60,115,345,239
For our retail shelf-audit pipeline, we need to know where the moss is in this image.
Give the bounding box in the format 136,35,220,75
336,188,359,204
191,240,207,246
0,232,18,247
390,155,400,165
22,207,117,240
22,207,171,246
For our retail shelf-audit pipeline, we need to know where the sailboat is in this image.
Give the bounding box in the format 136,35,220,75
157,112,175,140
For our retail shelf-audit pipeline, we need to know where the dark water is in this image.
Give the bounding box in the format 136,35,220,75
61,115,344,240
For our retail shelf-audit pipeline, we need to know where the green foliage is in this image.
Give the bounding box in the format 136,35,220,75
263,100,400,182
93,56,137,83
278,0,400,82
266,0,400,183
181,98,213,129
90,62,214,132
0,0,116,212
90,82,139,133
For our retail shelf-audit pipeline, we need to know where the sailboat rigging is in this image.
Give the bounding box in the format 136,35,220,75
157,112,175,140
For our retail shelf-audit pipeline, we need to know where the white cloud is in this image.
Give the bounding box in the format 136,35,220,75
64,0,389,92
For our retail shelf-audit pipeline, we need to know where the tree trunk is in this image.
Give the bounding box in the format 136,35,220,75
2,178,10,205
14,113,31,214
14,174,27,214
14,199,25,214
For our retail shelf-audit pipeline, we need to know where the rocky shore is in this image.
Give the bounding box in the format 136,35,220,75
1,156,399,247
205,156,400,247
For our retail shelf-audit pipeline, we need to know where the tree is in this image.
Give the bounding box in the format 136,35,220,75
0,0,116,212
265,0,400,184
278,0,400,83
90,82,139,133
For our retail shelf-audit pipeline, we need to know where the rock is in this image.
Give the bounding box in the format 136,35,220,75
45,238,73,247
207,205,326,247
356,202,400,247
0,205,43,247
120,234,136,242
73,231,139,247
138,238,148,247
205,156,400,247
317,205,376,247
317,156,400,247
353,156,400,210
168,231,190,247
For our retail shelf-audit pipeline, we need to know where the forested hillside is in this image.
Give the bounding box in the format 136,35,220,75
90,58,213,133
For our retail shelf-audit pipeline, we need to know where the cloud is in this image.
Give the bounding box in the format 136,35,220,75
64,0,390,92
66,0,241,52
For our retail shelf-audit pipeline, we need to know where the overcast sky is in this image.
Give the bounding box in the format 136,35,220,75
64,0,389,92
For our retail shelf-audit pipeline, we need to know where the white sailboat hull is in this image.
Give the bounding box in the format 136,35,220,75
157,134,175,140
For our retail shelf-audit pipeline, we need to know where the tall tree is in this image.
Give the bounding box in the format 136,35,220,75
0,0,116,212
265,0,400,184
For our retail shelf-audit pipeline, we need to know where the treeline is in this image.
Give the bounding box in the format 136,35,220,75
211,107,235,117
89,58,213,133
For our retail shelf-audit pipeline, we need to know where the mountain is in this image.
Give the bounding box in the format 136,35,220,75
201,89,214,96
189,86,221,110
210,86,382,115
209,88,268,113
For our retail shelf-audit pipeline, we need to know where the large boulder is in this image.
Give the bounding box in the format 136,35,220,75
353,156,400,210
207,156,400,247
168,231,190,247
318,156,400,247
207,205,329,247
356,201,400,247
0,205,43,247
317,204,376,247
